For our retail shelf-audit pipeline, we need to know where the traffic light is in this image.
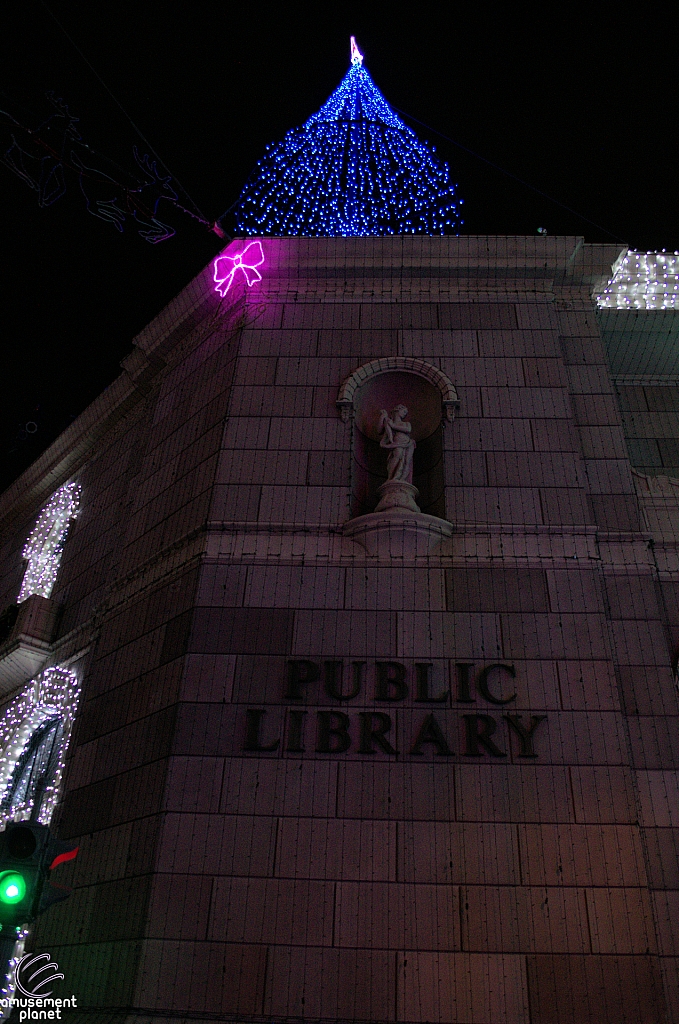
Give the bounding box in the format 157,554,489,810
0,823,47,935
0,823,78,935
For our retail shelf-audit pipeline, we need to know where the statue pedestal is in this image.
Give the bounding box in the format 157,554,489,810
343,508,453,558
374,479,420,513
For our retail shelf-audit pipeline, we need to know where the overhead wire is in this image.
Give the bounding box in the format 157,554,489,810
39,0,211,228
33,8,628,244
218,103,627,243
392,105,627,244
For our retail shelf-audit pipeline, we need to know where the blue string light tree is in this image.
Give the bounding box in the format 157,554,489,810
234,38,463,237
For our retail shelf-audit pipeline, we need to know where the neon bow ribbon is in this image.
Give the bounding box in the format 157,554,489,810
213,240,265,296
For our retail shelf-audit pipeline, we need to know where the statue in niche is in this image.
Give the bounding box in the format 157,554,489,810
378,405,416,482
375,405,421,513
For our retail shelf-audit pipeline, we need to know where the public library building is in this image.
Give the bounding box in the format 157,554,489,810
1,235,679,1023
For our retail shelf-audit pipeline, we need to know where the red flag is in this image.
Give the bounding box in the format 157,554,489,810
49,847,79,870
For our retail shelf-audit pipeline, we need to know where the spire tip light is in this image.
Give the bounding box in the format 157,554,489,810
350,36,363,66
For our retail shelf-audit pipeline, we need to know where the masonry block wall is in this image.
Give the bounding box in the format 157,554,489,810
616,382,679,478
1,237,678,1024
598,307,679,479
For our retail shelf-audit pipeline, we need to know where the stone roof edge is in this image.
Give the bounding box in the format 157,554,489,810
559,241,628,293
259,236,624,276
0,256,227,534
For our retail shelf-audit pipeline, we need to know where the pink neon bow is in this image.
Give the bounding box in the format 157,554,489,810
213,240,265,296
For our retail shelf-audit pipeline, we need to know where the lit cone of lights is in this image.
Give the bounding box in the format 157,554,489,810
235,38,463,237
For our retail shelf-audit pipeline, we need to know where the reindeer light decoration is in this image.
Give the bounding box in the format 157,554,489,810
0,93,208,242
72,146,180,243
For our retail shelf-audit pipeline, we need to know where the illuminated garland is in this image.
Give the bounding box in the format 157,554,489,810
0,666,80,1012
0,926,28,1015
18,483,81,603
235,39,462,237
596,250,679,310
0,666,80,827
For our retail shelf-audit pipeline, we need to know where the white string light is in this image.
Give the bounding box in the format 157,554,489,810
596,250,679,309
18,483,81,604
0,666,80,827
0,667,80,1015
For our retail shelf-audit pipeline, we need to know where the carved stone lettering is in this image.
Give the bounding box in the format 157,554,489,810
316,711,351,753
272,662,548,760
477,663,517,705
244,709,280,752
358,712,397,755
286,660,320,701
409,713,453,756
455,662,475,703
462,714,507,757
504,714,547,757
375,661,408,701
415,663,449,702
325,660,363,700
286,709,307,753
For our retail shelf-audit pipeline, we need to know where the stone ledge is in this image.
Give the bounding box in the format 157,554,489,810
343,509,454,558
0,595,60,695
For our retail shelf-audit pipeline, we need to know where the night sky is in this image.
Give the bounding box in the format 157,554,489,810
1,2,677,491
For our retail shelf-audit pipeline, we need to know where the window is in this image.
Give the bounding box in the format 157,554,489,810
18,483,81,603
1,716,64,822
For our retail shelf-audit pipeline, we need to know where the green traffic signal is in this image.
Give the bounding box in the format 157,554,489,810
0,871,26,905
0,824,78,928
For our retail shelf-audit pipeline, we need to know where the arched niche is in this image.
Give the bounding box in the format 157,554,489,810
337,359,459,520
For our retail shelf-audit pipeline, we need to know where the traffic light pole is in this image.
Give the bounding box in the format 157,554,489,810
0,934,17,1007
0,823,78,1013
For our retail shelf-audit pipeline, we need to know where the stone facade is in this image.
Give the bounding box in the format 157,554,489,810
0,235,678,1023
